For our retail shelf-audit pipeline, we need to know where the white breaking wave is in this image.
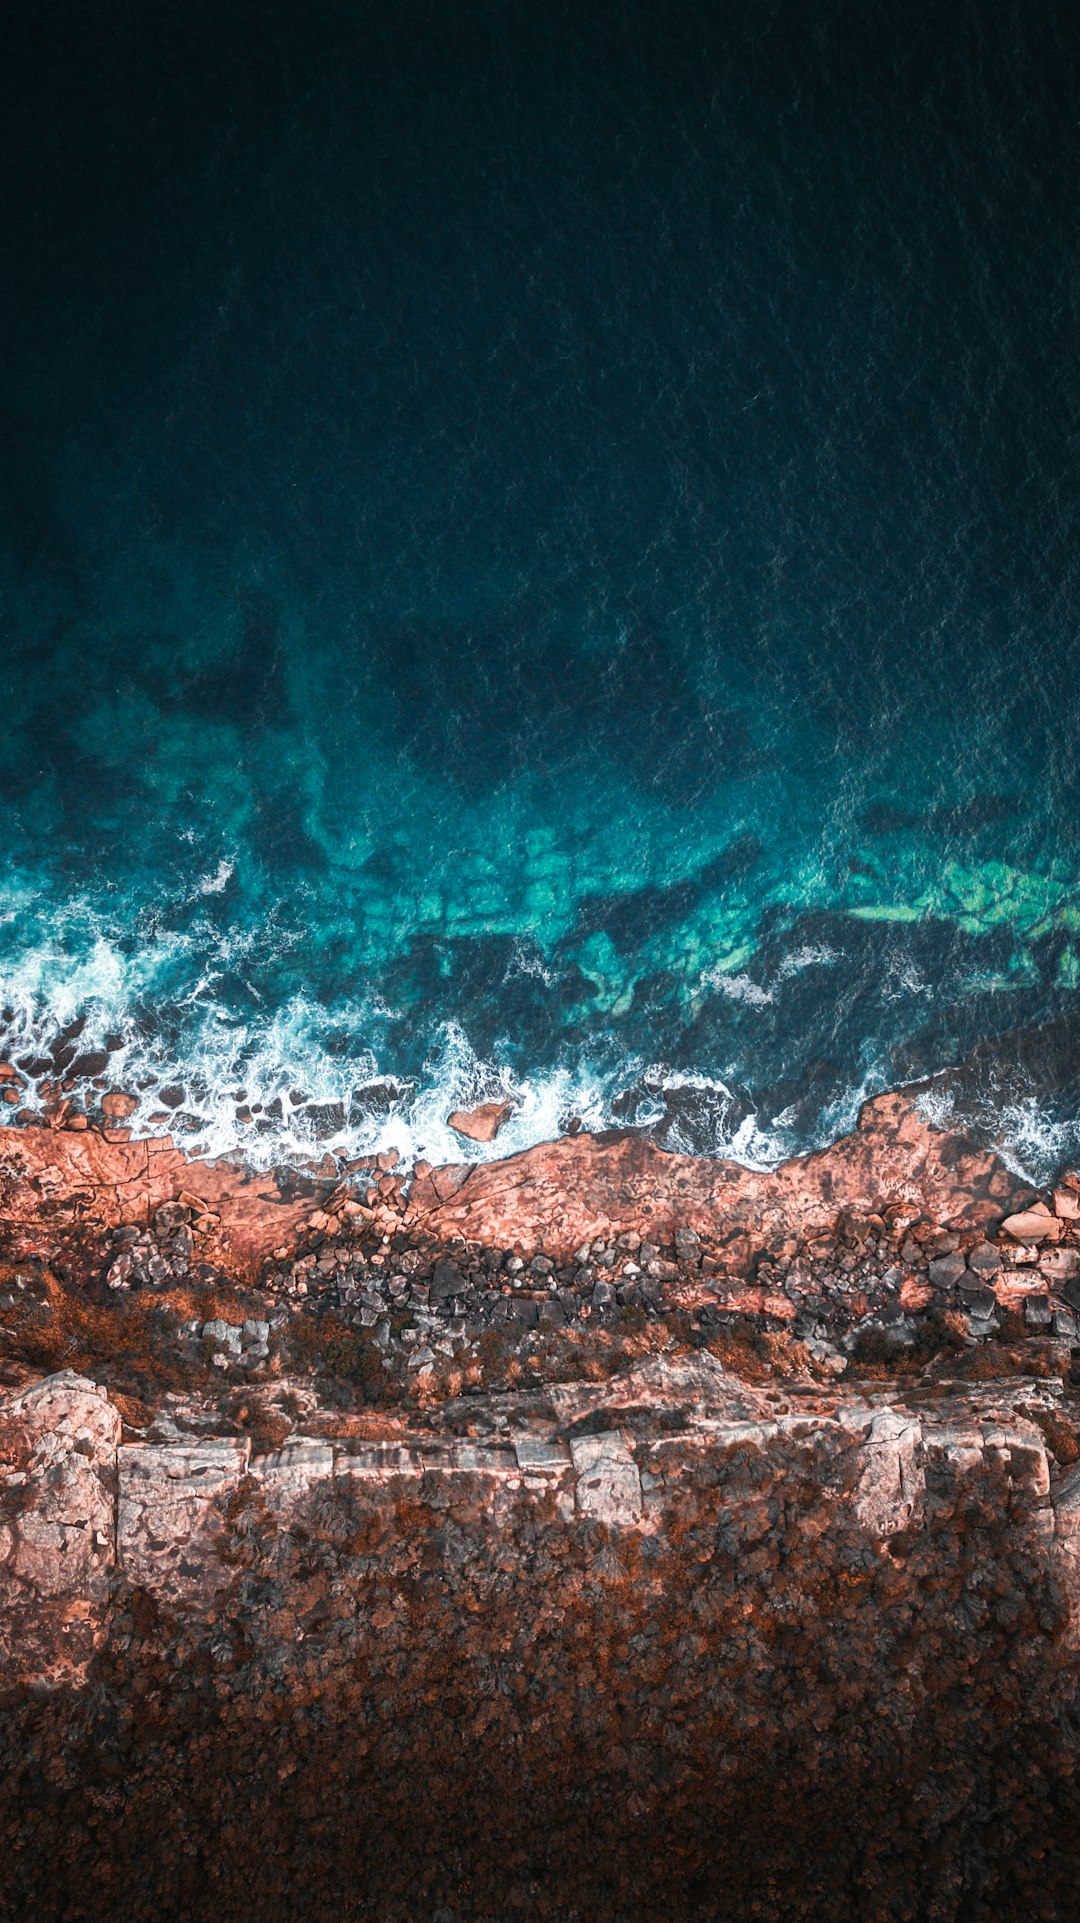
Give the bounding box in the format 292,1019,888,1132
705,971,774,1007
993,1098,1080,1189
1,884,1076,1185
777,942,839,980
197,858,235,897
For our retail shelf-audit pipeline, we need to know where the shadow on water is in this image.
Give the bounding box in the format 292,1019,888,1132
248,788,328,874
0,402,84,597
569,836,765,952
863,793,1028,838
369,596,764,801
162,596,292,734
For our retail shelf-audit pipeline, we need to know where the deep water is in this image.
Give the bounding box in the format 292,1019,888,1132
3,1,1080,1176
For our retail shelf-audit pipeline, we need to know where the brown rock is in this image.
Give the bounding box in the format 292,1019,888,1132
1003,1205,1063,1244
0,1125,315,1281
101,1091,138,1120
0,1372,120,1686
1055,1187,1080,1219
406,1091,1033,1265
448,1101,512,1144
899,1275,932,1312
1039,1246,1080,1284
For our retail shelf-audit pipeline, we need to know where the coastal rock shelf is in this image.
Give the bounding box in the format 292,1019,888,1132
404,1089,1029,1260
4,1093,1080,1917
0,1086,1034,1284
3,1355,1076,1691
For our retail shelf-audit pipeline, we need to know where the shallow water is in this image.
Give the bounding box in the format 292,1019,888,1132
4,2,1080,1177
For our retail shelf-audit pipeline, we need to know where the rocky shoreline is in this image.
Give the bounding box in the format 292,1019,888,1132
5,1088,1080,1917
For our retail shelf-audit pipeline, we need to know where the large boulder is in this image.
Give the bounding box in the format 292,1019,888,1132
0,1371,120,1684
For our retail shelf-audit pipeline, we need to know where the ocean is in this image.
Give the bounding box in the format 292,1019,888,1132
3,0,1080,1179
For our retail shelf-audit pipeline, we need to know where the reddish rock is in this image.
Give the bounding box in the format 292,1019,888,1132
448,1099,512,1144
406,1091,1033,1261
0,1090,1038,1288
0,1126,317,1281
1003,1204,1063,1244
101,1091,138,1120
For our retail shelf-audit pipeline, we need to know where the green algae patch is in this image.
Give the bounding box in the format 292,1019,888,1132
849,903,923,923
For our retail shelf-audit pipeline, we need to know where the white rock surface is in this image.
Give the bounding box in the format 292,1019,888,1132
118,1435,251,1605
854,1411,925,1539
570,1431,643,1527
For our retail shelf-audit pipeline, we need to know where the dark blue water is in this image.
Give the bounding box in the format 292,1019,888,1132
4,2,1080,1175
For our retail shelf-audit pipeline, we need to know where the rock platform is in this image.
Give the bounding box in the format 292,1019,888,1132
4,1093,1080,1917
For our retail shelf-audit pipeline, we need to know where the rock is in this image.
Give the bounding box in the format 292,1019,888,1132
202,1319,243,1356
101,1090,138,1119
1054,1188,1080,1219
405,1091,1032,1264
899,1275,932,1311
447,1101,512,1144
428,1261,467,1303
1002,1205,1063,1244
1039,1246,1080,1284
967,1242,1002,1276
0,1124,317,1281
259,1438,335,1511
928,1251,966,1288
1025,1295,1053,1332
0,1373,120,1685
504,1297,539,1328
117,1435,251,1606
570,1432,643,1527
959,1283,998,1316
854,1412,924,1539
153,1200,190,1235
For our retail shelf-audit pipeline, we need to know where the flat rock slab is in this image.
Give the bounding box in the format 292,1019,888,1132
570,1431,643,1527
0,1089,1036,1285
0,1127,316,1279
448,1101,512,1143
405,1091,1032,1261
118,1435,251,1606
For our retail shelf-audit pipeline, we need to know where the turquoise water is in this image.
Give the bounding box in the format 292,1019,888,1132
4,3,1080,1175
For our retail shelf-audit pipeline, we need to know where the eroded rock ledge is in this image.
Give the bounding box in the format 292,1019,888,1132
0,1087,1037,1283
4,1355,1080,1919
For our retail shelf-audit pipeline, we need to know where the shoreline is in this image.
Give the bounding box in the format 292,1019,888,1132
5,1089,1080,1917
1,1083,1076,1423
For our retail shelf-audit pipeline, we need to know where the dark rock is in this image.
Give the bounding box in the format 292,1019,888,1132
967,1242,1002,1277
429,1262,467,1303
959,1284,998,1316
928,1252,967,1289
503,1297,539,1328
